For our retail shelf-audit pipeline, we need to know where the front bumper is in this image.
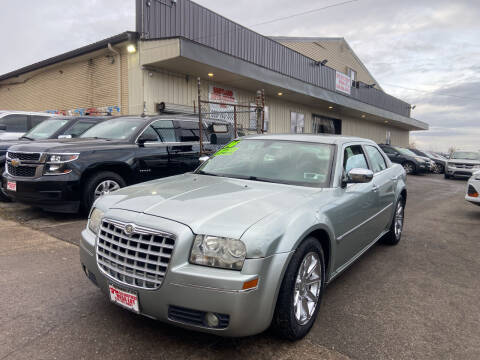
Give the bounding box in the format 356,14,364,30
79,209,291,337
2,172,81,212
446,166,479,178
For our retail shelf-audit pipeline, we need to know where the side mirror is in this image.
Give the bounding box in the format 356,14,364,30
199,156,210,163
58,134,72,139
344,168,374,185
0,124,6,131
137,135,157,147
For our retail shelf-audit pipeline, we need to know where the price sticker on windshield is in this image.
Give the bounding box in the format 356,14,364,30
214,140,240,156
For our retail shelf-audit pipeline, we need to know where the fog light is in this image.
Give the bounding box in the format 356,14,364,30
205,312,219,328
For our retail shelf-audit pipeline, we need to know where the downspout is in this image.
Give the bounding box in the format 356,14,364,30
107,43,122,114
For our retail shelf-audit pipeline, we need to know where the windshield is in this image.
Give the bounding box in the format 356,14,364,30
451,151,480,160
22,118,69,140
394,147,418,157
80,118,144,140
196,139,334,187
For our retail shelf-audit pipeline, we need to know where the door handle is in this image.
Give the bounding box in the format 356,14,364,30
372,185,379,192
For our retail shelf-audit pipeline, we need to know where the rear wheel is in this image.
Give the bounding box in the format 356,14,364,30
402,161,415,175
272,237,325,340
381,196,405,245
82,171,126,213
0,167,12,202
433,164,444,174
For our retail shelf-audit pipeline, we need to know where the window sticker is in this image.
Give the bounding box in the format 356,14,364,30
214,140,241,156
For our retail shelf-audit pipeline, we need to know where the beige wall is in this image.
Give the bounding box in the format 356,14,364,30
0,45,129,115
277,39,379,89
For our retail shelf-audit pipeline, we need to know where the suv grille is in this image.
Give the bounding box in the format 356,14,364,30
7,163,36,177
96,219,176,290
7,152,41,161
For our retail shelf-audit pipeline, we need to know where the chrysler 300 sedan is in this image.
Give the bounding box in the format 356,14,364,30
80,134,407,340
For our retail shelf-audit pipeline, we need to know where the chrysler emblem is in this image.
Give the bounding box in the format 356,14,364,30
11,159,21,167
124,224,135,235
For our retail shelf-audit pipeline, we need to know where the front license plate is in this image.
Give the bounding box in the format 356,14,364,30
109,284,139,313
7,181,16,192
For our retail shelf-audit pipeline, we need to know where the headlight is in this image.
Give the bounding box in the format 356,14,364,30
190,235,246,270
88,208,104,234
44,153,79,175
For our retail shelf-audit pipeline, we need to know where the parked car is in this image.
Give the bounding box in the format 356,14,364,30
409,148,445,174
0,116,108,201
0,110,54,140
465,171,480,206
80,134,407,340
445,150,480,179
2,116,232,213
378,144,429,174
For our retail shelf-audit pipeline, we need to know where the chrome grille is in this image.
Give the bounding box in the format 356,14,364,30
451,163,474,169
96,219,176,290
7,152,41,161
7,163,37,177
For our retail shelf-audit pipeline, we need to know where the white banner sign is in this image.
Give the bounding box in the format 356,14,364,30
335,71,351,95
208,85,238,122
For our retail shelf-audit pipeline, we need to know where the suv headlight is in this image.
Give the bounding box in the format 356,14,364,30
88,208,104,234
44,153,79,175
190,235,246,271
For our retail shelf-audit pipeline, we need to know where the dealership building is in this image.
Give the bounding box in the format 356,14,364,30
0,0,427,146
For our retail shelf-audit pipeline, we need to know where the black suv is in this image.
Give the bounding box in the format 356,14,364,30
2,115,231,213
0,116,107,201
378,144,429,175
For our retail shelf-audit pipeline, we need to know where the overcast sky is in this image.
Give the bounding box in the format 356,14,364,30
1,0,478,151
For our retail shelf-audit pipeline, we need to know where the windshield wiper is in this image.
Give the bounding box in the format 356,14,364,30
196,170,220,177
20,136,34,140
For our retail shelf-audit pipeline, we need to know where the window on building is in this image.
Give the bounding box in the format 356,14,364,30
344,145,369,173
250,104,269,132
290,112,305,133
0,115,28,132
348,68,357,82
365,145,388,173
312,114,341,134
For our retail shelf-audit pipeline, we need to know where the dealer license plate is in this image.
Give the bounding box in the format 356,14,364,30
109,284,139,313
7,181,16,192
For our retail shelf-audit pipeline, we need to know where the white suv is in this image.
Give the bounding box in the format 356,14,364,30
0,110,54,140
445,150,480,179
466,171,480,206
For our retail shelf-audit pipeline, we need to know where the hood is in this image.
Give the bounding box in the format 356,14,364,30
101,173,319,239
448,159,480,165
0,139,30,152
6,137,130,153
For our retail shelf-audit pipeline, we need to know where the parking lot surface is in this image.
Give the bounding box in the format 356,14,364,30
1,174,479,359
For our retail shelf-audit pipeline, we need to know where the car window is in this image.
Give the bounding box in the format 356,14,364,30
80,118,145,140
365,145,388,173
174,121,206,142
63,121,98,138
151,120,175,142
30,115,49,128
138,125,161,142
344,145,369,173
380,145,396,155
23,118,69,140
0,115,28,132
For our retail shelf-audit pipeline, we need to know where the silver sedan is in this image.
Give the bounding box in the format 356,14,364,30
80,134,407,340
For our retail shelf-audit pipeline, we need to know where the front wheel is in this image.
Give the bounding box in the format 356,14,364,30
433,164,444,174
402,161,415,175
272,237,325,340
381,196,405,245
82,171,126,213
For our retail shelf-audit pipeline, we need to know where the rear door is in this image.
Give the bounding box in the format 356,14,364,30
365,145,395,233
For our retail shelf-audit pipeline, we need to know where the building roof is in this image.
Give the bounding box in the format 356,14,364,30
0,31,137,82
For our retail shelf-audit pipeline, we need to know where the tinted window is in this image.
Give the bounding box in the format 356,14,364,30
23,119,69,140
138,125,161,142
344,145,369,173
380,145,396,155
0,115,28,132
366,145,388,173
174,121,207,142
151,120,176,142
30,115,49,128
63,121,98,138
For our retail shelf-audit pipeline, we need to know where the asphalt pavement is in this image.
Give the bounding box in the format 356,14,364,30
0,174,479,360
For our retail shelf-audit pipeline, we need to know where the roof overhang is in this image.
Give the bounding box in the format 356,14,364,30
141,38,428,131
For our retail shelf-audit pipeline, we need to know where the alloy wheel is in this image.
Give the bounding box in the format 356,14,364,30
293,252,322,325
94,180,121,199
394,201,404,239
403,163,414,174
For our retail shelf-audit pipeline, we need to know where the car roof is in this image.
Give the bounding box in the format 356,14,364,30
0,110,56,116
242,133,376,145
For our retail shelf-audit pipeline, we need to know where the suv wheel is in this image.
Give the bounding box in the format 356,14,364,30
0,166,12,202
402,161,415,175
381,196,405,245
83,171,126,212
272,237,325,340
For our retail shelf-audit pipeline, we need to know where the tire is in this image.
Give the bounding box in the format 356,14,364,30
0,167,12,202
82,171,126,213
381,196,405,246
272,237,326,341
402,161,416,175
434,164,444,174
